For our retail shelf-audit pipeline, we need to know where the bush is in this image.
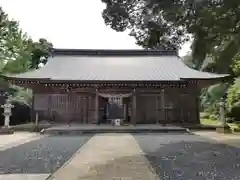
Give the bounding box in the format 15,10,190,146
226,117,234,123
226,78,240,122
227,101,240,121
209,114,218,120
200,112,210,119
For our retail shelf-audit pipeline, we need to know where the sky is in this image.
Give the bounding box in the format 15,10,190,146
0,0,190,56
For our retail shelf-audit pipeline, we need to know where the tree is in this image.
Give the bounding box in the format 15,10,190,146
226,77,240,121
102,0,240,73
0,6,53,108
182,52,194,68
0,7,53,73
29,38,53,69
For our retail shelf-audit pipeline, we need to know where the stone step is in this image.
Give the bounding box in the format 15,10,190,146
40,126,188,135
0,127,14,135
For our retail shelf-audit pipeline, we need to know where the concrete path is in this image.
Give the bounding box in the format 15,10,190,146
0,132,42,151
48,133,159,180
0,174,50,180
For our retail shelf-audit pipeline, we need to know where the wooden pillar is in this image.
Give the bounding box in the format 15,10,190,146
31,92,35,123
155,95,158,124
47,95,52,120
131,89,137,125
161,89,165,124
195,89,201,124
123,98,129,122
95,89,99,124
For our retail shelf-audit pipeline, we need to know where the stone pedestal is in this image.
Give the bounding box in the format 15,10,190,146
0,126,14,134
216,125,231,133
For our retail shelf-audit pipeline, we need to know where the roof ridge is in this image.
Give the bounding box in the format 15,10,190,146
52,49,178,56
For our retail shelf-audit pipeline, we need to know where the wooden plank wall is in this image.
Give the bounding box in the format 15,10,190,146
33,86,200,124
34,93,95,123
136,87,200,124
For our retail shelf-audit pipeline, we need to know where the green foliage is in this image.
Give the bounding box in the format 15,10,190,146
102,0,240,119
0,7,53,74
200,112,210,119
207,84,228,100
9,85,32,106
0,6,52,106
226,78,240,109
226,78,240,121
29,38,53,69
182,53,195,68
102,0,240,73
201,83,228,113
209,114,218,121
231,53,240,77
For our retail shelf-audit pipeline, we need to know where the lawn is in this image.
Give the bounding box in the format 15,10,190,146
201,118,240,131
200,118,219,126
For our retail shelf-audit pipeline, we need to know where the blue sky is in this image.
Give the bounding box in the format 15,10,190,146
0,0,191,56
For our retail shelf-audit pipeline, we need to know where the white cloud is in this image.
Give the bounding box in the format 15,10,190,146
0,0,190,54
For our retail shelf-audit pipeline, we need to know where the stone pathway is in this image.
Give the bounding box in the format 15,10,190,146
0,132,42,151
48,133,159,180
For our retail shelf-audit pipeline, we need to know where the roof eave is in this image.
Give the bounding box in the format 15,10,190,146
5,78,187,83
180,74,230,81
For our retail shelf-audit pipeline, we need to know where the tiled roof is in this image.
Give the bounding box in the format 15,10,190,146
4,49,228,81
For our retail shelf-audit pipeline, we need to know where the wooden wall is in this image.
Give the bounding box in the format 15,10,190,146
34,93,95,123
135,87,200,124
32,86,200,124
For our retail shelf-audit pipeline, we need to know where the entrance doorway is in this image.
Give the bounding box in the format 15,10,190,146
99,96,131,124
107,98,124,120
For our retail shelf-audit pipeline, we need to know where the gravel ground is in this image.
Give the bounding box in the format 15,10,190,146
134,133,240,180
0,135,92,174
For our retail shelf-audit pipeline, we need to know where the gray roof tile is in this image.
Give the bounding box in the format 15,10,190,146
5,49,228,81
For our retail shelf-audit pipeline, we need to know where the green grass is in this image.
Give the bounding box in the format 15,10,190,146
200,118,219,126
201,118,240,131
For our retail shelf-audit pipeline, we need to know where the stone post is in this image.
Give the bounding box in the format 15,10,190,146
1,99,14,127
216,98,230,133
35,112,39,126
219,99,226,126
0,99,14,134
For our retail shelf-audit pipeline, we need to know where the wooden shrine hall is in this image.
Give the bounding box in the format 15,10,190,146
3,49,228,125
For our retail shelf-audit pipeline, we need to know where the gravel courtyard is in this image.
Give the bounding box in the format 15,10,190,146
0,135,92,174
134,133,240,180
0,133,240,180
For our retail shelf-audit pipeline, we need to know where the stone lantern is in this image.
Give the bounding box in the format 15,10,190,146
216,98,230,133
0,98,14,134
1,99,14,127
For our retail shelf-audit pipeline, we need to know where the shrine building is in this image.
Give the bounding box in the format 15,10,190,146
2,49,228,125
